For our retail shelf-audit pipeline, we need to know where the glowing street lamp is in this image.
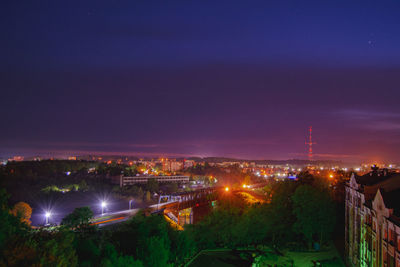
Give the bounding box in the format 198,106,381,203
101,201,107,215
45,211,51,225
225,187,229,192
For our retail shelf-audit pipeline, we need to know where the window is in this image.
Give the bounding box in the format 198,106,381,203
398,236,400,252
389,229,394,243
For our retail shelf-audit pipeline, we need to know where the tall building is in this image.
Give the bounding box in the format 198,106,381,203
162,159,183,172
345,167,400,267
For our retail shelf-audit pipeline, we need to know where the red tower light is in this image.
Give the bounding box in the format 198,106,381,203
305,126,316,161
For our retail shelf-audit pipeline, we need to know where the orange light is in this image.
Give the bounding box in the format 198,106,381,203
242,184,246,188
329,174,334,178
225,187,229,192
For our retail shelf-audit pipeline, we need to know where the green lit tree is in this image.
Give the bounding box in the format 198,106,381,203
292,185,336,248
61,207,93,228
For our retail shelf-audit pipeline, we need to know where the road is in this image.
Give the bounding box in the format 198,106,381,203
92,201,177,227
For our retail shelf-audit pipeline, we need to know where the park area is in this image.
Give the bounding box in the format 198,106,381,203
187,244,345,267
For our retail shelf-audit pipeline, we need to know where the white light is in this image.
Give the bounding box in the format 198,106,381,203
101,201,107,208
45,212,51,218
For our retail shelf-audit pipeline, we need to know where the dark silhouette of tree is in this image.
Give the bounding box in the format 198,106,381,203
297,171,315,185
146,178,159,192
143,236,169,267
100,243,143,267
61,207,93,227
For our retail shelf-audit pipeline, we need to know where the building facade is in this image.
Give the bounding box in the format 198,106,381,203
345,168,400,267
117,175,189,187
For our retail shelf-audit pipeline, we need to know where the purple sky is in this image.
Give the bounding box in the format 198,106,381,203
1,1,400,162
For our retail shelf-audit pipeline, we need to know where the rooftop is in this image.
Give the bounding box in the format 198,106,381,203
355,167,399,186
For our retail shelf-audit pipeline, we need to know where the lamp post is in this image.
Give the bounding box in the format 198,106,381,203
129,199,133,210
101,201,107,215
45,211,51,225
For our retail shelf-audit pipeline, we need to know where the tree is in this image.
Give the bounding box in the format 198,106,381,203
0,189,29,253
100,243,143,267
243,175,252,185
297,171,314,185
165,183,178,194
146,178,159,192
144,236,169,267
62,207,93,227
3,229,78,267
137,187,144,200
79,180,89,191
291,185,336,248
145,191,151,202
11,202,32,225
267,180,297,246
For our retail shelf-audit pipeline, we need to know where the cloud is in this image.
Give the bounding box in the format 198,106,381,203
289,152,362,160
333,109,400,131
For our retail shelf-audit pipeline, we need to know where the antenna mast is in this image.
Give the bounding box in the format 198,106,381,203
305,126,316,161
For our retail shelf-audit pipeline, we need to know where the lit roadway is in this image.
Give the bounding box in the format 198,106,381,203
90,184,267,227
92,202,175,227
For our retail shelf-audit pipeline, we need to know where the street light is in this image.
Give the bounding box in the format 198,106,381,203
45,211,51,225
101,201,107,215
225,187,229,192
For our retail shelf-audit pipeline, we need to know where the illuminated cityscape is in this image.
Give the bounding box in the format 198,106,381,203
1,1,400,266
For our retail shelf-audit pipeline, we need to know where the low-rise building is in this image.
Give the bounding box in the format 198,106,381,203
117,175,189,187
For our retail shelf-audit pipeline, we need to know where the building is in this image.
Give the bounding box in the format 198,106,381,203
8,156,24,162
184,159,195,169
117,175,189,187
162,159,183,172
345,167,400,267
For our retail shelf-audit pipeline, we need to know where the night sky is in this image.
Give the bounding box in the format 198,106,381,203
1,1,400,162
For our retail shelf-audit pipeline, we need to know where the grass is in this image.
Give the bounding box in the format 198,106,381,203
187,249,253,267
186,242,345,267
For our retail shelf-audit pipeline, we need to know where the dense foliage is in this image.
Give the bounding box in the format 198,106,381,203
0,163,340,266
187,176,337,251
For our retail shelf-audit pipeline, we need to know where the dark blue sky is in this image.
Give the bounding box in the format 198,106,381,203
1,1,400,162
